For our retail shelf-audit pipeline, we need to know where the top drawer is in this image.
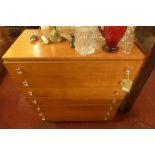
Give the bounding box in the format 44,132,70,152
4,60,143,79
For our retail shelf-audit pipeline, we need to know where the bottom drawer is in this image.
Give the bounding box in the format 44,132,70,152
25,97,122,107
43,105,119,121
27,99,120,121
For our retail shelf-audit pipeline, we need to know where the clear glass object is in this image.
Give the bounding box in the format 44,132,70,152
56,26,75,32
96,27,104,41
75,26,97,56
119,26,136,54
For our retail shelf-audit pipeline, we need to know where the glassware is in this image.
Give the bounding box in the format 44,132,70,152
118,26,136,54
96,27,104,41
57,26,75,33
98,26,127,53
40,26,51,29
75,26,97,56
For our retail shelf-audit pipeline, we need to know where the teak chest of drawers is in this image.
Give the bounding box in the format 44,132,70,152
2,30,144,122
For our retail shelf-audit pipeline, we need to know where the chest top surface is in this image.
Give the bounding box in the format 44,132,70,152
3,29,144,61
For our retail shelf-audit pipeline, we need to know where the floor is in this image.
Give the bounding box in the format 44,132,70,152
0,68,155,129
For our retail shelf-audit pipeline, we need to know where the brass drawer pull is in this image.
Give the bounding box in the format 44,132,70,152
16,67,23,74
22,80,29,87
39,112,43,116
114,91,119,96
41,116,46,121
27,91,33,96
120,66,133,93
124,66,133,78
32,99,37,105
39,112,46,122
36,106,40,111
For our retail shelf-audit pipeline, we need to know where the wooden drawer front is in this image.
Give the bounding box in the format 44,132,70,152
4,60,143,121
25,98,122,107
27,98,120,121
31,104,119,121
4,60,143,82
12,76,125,88
19,87,126,99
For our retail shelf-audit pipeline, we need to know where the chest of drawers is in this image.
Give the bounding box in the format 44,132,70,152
2,30,144,121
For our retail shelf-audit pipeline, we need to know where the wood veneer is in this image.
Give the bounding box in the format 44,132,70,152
3,29,144,121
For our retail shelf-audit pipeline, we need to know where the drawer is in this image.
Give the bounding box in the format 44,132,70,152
11,76,124,88
4,60,143,80
30,103,119,121
25,97,122,107
19,87,126,99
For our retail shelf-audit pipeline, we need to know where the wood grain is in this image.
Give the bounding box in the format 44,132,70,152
18,87,126,99
31,104,119,121
2,29,144,121
4,60,143,77
25,98,122,106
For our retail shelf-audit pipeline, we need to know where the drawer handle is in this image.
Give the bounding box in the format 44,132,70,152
36,106,40,111
22,80,29,87
41,116,46,121
27,91,33,96
119,66,133,93
120,79,133,93
16,67,23,74
124,66,133,78
114,91,119,96
32,99,37,105
39,112,43,116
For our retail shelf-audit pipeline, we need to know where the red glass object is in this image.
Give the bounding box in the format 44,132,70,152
98,26,127,52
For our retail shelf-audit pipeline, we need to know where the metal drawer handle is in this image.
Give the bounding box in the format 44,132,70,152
114,90,119,96
41,116,46,121
120,79,133,93
27,91,33,96
16,67,23,74
22,80,29,87
36,106,40,111
124,67,133,78
39,112,43,116
32,99,37,105
119,66,133,93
